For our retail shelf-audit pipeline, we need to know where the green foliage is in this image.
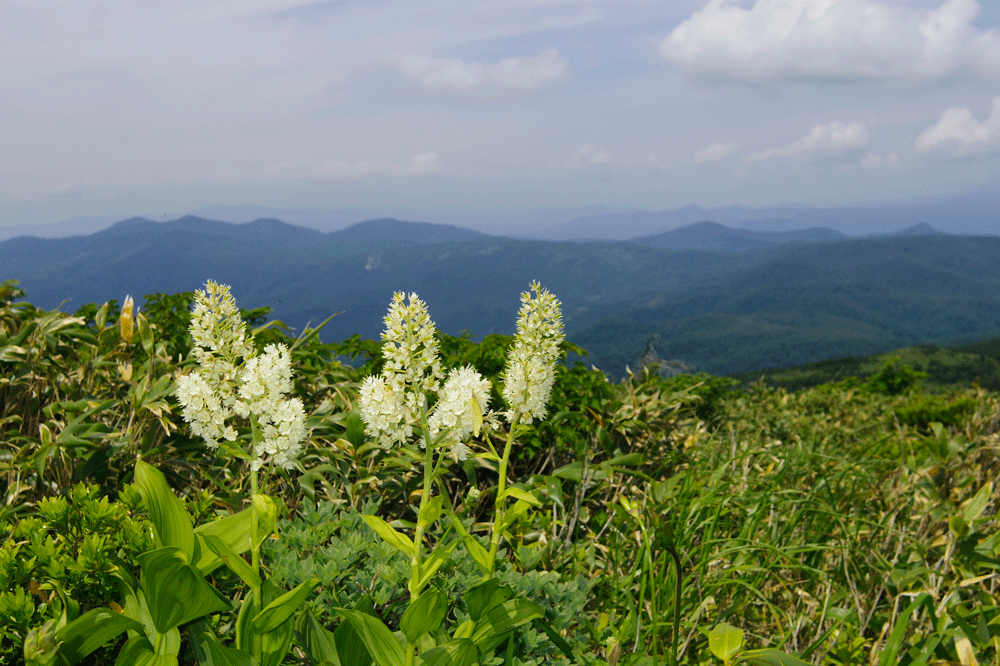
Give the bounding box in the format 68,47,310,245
894,393,979,431
0,483,152,666
860,356,927,396
3,287,1000,666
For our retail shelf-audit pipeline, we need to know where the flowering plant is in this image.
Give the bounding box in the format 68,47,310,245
297,281,569,666
35,281,318,666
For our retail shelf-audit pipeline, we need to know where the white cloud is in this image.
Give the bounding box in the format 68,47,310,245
563,143,611,168
745,121,871,161
660,0,1000,84
693,142,737,163
914,96,1000,155
394,48,569,93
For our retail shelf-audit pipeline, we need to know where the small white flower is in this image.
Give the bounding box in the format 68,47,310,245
175,281,306,471
428,365,491,458
358,292,443,448
381,292,443,417
359,374,412,449
502,281,564,424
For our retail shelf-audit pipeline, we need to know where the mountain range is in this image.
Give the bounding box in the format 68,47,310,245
4,214,1000,380
2,184,998,242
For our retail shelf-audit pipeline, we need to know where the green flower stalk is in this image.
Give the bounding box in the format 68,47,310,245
174,280,307,635
359,292,496,665
485,280,563,576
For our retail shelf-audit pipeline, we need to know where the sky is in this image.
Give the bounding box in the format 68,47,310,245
3,0,1000,232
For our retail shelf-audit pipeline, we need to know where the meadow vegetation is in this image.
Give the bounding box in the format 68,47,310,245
1,276,999,666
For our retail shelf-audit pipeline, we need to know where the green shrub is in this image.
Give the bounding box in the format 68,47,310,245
0,483,152,666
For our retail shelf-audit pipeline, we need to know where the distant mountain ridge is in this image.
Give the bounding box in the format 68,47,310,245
3,183,997,242
5,215,1000,380
629,221,847,253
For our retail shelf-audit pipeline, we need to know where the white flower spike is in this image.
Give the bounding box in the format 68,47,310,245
502,281,564,425
175,281,305,470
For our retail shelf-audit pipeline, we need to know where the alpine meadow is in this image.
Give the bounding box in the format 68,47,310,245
6,0,1000,663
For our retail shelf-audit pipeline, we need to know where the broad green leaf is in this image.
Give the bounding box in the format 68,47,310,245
134,461,195,560
451,619,474,641
606,452,645,467
413,540,460,596
471,598,544,654
963,482,993,523
743,649,812,666
250,578,320,634
418,639,479,666
252,494,279,545
464,579,513,623
400,587,448,643
139,547,231,633
297,611,342,666
708,623,743,663
362,515,416,558
497,488,541,507
333,598,375,666
192,630,258,666
193,507,254,575
115,636,179,666
417,494,444,529
878,593,929,666
333,608,405,666
54,607,144,665
498,500,532,533
201,534,260,592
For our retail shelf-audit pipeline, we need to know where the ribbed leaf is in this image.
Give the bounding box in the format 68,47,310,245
362,515,416,557
334,608,404,666
251,578,320,634
134,461,195,560
54,607,144,665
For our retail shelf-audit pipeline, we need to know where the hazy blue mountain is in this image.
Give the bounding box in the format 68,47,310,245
570,235,1000,377
883,222,945,237
0,215,493,313
6,216,1000,380
628,221,846,252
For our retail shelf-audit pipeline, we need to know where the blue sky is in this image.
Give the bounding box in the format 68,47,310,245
3,0,1000,230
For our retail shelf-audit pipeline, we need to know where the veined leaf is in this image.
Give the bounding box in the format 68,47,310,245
251,578,320,634
134,461,195,561
201,534,259,592
498,487,541,507
362,515,416,557
333,608,404,666
400,587,447,643
54,607,144,665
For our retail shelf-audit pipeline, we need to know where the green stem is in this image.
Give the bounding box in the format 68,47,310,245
405,406,435,666
249,417,262,612
668,544,682,666
485,421,518,578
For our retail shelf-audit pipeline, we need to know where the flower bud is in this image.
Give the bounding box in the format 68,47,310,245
606,636,620,666
23,619,60,664
119,295,135,344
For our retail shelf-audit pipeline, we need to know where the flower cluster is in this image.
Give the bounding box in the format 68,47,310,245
427,365,492,460
360,292,445,449
359,283,561,457
175,281,305,471
501,281,564,424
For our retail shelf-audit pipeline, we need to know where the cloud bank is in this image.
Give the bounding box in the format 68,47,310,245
915,96,1000,156
660,0,1000,84
745,121,871,161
